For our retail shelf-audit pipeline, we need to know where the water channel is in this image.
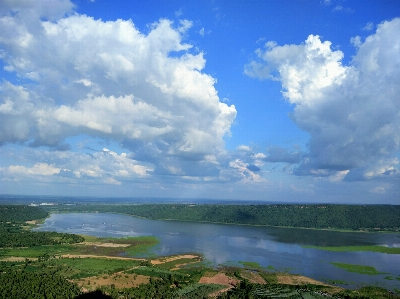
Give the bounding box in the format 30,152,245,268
35,212,400,290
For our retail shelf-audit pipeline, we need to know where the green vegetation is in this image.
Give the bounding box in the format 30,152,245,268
47,203,400,231
218,280,328,299
305,245,400,254
218,280,398,299
0,270,82,299
0,244,77,258
126,266,188,280
324,279,350,285
336,286,399,299
0,205,84,248
155,257,201,270
330,262,383,275
1,204,400,298
174,283,225,298
239,261,262,269
0,205,48,222
50,257,142,279
0,228,84,247
123,236,160,255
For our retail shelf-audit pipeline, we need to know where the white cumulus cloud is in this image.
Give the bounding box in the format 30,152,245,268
0,1,236,181
245,18,400,181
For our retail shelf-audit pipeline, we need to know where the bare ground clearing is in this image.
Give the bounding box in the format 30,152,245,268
277,274,330,286
25,220,37,225
199,272,239,286
199,273,240,297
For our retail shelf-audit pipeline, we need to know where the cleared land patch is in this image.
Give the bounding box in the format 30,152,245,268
277,274,332,286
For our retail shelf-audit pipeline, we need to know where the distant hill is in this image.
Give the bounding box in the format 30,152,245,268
47,203,400,232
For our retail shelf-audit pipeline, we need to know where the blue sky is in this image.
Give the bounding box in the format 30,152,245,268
1,0,400,203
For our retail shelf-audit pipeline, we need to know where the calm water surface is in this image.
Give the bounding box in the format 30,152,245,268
35,213,400,290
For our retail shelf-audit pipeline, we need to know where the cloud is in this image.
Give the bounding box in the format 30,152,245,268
263,147,302,164
237,145,251,151
245,18,400,181
229,159,262,182
1,147,152,185
175,8,183,17
7,163,61,176
363,22,374,31
0,1,237,181
321,0,331,5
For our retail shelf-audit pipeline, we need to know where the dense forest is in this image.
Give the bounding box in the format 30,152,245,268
0,205,48,222
0,269,82,299
50,204,400,231
0,205,84,247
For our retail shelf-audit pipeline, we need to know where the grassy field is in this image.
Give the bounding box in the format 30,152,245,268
0,235,159,258
52,257,141,279
304,245,400,254
330,262,384,275
0,244,77,258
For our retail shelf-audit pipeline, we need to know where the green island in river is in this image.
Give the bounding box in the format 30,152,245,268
1,204,399,298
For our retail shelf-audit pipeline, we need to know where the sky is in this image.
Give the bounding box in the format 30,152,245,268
0,0,400,204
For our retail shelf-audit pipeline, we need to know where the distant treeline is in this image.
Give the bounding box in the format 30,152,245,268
0,205,84,247
51,204,400,231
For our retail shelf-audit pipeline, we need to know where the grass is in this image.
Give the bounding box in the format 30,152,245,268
125,266,187,279
123,236,159,256
177,267,214,282
267,265,276,271
155,257,200,269
304,245,400,254
330,262,383,275
75,235,159,257
337,286,400,299
0,235,159,258
1,244,77,257
259,272,279,284
239,261,262,269
53,257,141,279
173,283,225,298
324,278,350,285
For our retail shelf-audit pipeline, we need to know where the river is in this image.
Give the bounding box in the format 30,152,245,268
35,212,400,291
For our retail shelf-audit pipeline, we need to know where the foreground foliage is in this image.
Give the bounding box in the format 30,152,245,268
0,269,82,299
217,280,399,299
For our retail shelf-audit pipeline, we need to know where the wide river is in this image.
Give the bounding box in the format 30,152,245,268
35,212,400,290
